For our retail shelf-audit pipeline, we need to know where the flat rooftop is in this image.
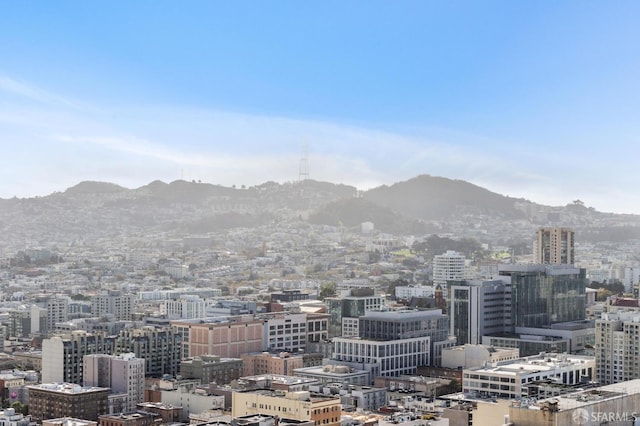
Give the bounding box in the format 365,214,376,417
28,383,109,394
466,354,593,376
240,374,319,385
362,309,443,320
513,379,640,411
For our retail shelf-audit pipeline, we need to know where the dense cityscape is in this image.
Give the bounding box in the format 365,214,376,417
3,2,639,425
0,177,639,426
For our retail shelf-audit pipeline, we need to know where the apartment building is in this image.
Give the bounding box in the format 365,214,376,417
432,250,465,293
595,311,640,384
180,355,243,385
84,353,145,413
242,351,323,377
171,316,263,359
535,227,575,265
28,383,110,422
91,291,135,321
42,331,115,385
115,327,181,378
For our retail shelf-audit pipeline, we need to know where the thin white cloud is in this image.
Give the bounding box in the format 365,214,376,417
0,76,638,213
0,75,82,108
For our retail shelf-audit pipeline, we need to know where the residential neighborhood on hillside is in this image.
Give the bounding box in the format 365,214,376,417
0,177,640,425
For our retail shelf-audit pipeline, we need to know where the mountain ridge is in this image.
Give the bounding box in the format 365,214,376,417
1,174,638,246
0,175,554,210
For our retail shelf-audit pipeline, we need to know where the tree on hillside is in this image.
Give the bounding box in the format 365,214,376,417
319,282,337,300
387,278,409,297
413,235,488,261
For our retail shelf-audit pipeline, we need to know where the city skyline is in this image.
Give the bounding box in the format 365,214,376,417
1,2,639,213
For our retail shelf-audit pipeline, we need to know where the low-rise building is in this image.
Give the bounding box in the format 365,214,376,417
157,384,225,421
232,390,341,426
235,375,319,393
509,379,640,425
43,418,97,426
181,355,243,385
0,407,30,426
241,352,322,377
233,414,314,426
136,402,182,424
27,383,110,422
293,364,370,387
441,345,519,369
462,353,595,399
340,386,387,412
98,412,157,426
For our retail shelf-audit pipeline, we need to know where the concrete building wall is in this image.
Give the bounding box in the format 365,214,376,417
41,337,65,383
159,389,224,422
232,391,340,426
172,318,264,359
441,345,519,369
333,336,431,379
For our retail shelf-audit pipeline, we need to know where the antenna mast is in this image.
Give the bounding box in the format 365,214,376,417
298,144,310,182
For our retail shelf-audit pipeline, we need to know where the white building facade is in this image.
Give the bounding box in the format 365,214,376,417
332,336,431,380
84,353,145,413
595,311,640,385
433,250,465,293
462,353,594,399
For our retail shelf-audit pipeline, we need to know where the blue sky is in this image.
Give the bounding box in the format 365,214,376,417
1,1,639,213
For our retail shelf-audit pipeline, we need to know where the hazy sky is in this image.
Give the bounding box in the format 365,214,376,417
1,2,639,213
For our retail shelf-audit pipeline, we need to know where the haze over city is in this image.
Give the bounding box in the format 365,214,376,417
1,2,639,213
7,3,640,425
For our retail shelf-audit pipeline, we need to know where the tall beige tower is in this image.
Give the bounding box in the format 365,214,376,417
535,227,575,265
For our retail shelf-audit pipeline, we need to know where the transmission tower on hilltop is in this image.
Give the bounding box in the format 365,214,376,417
298,144,310,182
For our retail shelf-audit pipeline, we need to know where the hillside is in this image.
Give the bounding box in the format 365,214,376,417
308,197,430,234
2,174,637,246
362,174,525,221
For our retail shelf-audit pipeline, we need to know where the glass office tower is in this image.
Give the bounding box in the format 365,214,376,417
499,264,586,329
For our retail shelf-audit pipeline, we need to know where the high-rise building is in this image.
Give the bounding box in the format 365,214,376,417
499,264,586,329
358,309,455,367
535,227,575,265
42,327,181,385
91,291,135,321
449,279,512,345
8,307,45,338
433,250,465,293
84,353,145,413
262,313,309,352
45,296,70,333
325,288,385,337
42,331,115,385
595,311,640,385
623,266,640,294
170,315,263,359
160,295,208,320
114,327,181,378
